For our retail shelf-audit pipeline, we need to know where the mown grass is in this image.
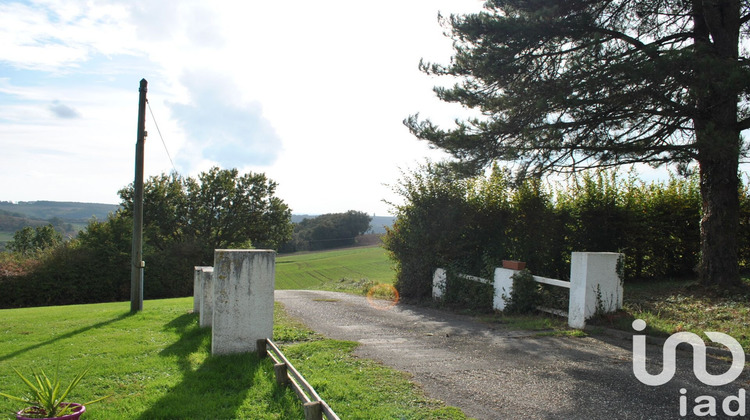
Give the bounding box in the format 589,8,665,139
0,298,466,419
276,246,394,292
5,247,744,418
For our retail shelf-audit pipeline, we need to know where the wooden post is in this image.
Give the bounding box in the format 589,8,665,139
257,339,268,359
304,401,322,420
274,363,289,386
130,78,147,313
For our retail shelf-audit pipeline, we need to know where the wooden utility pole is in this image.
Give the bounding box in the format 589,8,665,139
131,78,147,313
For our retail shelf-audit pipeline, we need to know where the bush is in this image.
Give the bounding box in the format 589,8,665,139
384,164,750,304
383,163,484,300
502,269,541,314
0,166,295,308
442,269,494,312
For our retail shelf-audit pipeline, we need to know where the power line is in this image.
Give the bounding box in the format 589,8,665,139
146,99,178,174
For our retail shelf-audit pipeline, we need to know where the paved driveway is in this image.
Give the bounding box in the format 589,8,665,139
275,290,747,420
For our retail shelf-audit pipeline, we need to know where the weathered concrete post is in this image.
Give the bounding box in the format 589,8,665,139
432,268,446,300
193,266,209,313
568,252,623,329
493,267,516,311
199,267,214,328
212,249,275,355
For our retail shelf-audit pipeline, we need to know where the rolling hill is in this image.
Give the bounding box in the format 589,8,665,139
0,201,396,249
0,200,120,222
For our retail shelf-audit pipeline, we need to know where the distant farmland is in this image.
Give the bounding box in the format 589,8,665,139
275,246,393,291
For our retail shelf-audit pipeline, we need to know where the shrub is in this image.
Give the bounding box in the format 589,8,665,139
502,269,541,314
385,164,750,305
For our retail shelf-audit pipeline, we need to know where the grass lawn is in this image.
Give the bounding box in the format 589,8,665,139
276,246,394,292
3,245,747,418
0,298,466,419
590,276,750,350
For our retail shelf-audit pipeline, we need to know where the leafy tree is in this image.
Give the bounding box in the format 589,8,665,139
384,163,487,298
7,225,62,255
183,168,292,256
120,167,293,264
6,227,34,255
296,211,372,250
407,1,750,286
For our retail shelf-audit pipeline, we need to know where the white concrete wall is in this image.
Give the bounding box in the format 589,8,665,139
199,267,214,328
211,249,275,355
568,252,623,329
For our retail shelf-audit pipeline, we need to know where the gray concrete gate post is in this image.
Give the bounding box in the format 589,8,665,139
199,267,214,328
193,266,209,313
211,249,275,355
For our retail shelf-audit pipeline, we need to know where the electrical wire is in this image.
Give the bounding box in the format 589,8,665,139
146,99,178,174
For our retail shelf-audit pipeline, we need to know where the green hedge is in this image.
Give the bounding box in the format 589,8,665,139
0,216,199,309
384,164,750,300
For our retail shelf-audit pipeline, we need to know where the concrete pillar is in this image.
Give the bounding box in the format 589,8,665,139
199,267,214,328
432,268,446,300
193,266,208,313
568,252,623,329
493,267,516,311
212,249,275,355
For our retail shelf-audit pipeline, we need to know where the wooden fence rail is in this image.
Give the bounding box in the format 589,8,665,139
257,338,340,420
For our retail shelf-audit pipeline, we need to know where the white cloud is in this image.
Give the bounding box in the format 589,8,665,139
0,0,486,214
48,100,81,118
0,1,137,71
169,70,283,170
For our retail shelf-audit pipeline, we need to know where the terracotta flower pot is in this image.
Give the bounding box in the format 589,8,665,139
16,403,85,420
502,260,526,270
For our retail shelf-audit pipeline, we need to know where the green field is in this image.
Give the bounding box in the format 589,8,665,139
0,298,465,419
275,246,395,291
0,246,470,419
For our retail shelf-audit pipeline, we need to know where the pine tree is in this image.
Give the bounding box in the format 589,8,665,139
407,0,750,286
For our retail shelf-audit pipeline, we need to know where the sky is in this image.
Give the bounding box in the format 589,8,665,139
3,1,746,218
0,0,489,216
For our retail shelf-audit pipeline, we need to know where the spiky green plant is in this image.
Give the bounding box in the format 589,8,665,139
0,366,108,418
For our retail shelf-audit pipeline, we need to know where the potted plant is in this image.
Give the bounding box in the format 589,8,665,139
0,366,108,419
502,260,526,270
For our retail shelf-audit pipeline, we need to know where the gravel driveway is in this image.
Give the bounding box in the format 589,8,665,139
275,290,747,420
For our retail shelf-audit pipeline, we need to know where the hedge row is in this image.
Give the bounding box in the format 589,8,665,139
383,164,750,300
0,215,196,309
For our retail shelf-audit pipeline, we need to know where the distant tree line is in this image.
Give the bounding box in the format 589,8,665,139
0,212,78,251
5,225,62,256
280,211,372,253
0,167,292,308
384,163,750,300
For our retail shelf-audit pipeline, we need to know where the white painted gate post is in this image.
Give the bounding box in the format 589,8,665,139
493,268,516,311
433,268,446,300
199,267,214,328
212,249,275,355
568,252,623,329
